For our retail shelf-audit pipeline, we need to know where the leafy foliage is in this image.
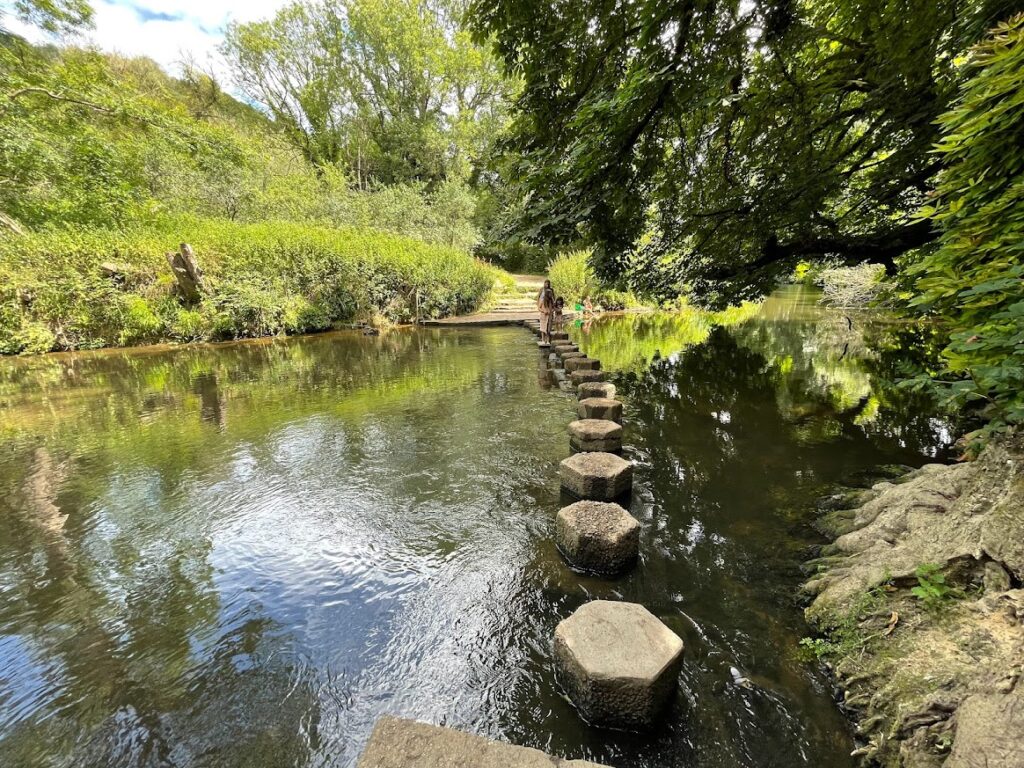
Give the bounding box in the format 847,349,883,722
0,217,498,353
222,0,514,185
547,249,597,304
469,0,1019,305
906,14,1024,429
910,563,962,609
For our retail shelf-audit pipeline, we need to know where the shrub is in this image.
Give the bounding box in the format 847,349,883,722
548,249,598,304
906,15,1024,429
0,216,500,353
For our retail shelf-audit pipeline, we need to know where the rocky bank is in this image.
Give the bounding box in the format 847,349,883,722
802,434,1024,767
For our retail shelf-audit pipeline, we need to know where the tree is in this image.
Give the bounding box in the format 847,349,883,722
2,0,93,35
906,14,1024,429
468,0,1019,305
222,0,512,185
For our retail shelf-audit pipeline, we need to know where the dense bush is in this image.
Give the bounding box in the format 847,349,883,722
547,249,597,304
0,217,498,354
906,15,1024,429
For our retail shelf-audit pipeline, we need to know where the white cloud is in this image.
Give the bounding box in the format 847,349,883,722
5,0,291,83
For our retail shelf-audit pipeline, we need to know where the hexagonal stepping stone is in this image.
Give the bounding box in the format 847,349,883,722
560,451,632,500
554,601,684,729
577,381,617,400
554,344,580,356
357,715,610,767
570,369,607,386
556,501,639,575
577,397,623,423
559,352,587,365
568,419,622,453
565,357,600,373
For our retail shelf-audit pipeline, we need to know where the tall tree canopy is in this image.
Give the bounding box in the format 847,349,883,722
469,0,1019,304
223,0,512,186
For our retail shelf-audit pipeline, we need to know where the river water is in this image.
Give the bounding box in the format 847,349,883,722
0,286,954,768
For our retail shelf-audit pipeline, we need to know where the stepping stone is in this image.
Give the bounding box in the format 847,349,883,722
570,369,607,386
554,344,579,356
578,397,623,423
565,357,600,373
357,715,610,767
555,501,640,575
559,351,586,363
568,419,622,452
551,332,570,341
560,451,632,500
538,342,551,349
578,382,617,400
554,601,684,730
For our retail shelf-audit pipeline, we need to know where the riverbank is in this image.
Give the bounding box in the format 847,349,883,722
0,217,500,355
802,434,1024,766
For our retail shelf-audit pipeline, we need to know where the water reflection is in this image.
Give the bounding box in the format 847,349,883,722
0,291,954,768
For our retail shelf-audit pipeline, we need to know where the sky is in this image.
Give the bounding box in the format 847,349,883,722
4,0,290,82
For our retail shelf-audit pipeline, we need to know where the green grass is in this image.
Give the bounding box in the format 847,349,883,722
0,217,501,354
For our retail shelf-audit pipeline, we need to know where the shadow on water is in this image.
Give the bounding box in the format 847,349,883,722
0,286,955,767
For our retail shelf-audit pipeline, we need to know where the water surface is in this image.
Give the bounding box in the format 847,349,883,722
0,287,953,767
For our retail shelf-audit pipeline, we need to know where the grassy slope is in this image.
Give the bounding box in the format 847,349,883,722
0,217,502,354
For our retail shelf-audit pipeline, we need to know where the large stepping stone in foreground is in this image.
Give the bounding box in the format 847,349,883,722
578,397,623,423
556,501,639,574
560,451,632,500
568,419,622,453
578,381,617,400
555,601,684,729
570,369,607,386
565,357,600,373
357,716,609,767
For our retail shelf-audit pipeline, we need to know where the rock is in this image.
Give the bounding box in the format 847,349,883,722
559,351,587,363
560,451,633,500
565,358,601,373
357,716,609,767
578,382,617,400
555,501,639,574
551,332,570,341
578,398,623,423
945,689,1024,768
538,342,551,349
568,419,622,453
554,601,684,729
553,343,578,354
571,370,607,385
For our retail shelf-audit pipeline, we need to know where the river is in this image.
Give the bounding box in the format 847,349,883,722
0,286,954,767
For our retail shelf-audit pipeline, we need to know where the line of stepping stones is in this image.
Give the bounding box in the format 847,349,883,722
523,318,685,732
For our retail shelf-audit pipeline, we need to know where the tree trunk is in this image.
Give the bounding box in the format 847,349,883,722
166,243,205,303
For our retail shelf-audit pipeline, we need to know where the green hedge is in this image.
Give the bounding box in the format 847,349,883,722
0,217,499,354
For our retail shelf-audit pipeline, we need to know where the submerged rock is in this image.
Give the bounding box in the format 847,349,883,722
565,357,600,373
578,382,617,400
554,601,683,729
560,451,633,501
357,715,609,767
570,370,607,386
568,419,622,453
555,500,639,575
578,397,623,423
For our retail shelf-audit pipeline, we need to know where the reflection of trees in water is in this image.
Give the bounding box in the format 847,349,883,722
0,441,320,768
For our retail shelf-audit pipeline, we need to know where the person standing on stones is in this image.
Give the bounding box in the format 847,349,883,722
537,279,556,342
